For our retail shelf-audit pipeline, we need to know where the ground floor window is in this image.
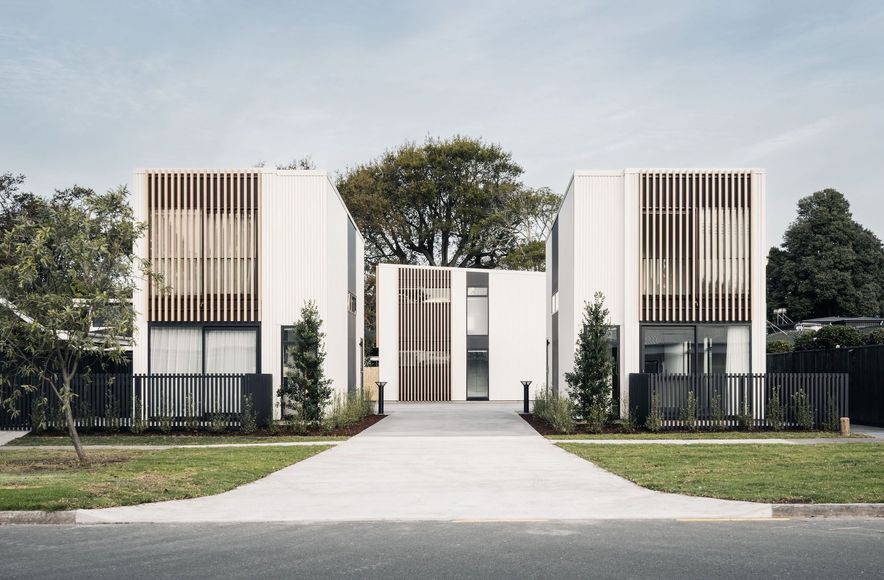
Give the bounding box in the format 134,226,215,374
149,325,259,374
642,324,750,374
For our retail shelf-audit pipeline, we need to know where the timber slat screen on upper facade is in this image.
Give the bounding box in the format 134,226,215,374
147,170,260,323
640,171,752,323
398,267,451,401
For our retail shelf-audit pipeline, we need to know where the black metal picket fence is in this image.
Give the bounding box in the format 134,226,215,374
0,373,273,431
629,373,849,430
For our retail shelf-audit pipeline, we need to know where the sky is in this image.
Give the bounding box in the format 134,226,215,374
2,0,883,246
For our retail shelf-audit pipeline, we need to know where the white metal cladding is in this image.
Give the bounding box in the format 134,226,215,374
397,266,452,401
640,170,754,323
146,170,260,323
260,171,364,400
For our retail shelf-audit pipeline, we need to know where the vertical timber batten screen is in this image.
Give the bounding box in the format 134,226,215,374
147,170,261,323
398,267,451,401
640,171,752,323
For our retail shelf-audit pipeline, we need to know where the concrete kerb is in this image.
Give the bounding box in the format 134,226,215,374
0,511,76,525
772,504,884,518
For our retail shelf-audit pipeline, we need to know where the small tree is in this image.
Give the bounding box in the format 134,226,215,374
565,292,613,423
278,301,333,424
0,184,148,465
767,386,785,431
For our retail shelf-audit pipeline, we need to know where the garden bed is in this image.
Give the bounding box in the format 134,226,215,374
520,413,855,439
8,414,386,446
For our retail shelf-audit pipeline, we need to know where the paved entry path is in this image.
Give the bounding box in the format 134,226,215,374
78,403,771,523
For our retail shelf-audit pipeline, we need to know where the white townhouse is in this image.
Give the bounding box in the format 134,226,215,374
547,169,767,416
376,264,546,401
131,168,364,403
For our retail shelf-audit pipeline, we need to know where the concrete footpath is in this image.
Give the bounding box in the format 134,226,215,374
77,403,772,523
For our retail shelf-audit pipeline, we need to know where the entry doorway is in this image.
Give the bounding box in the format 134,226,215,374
466,350,489,400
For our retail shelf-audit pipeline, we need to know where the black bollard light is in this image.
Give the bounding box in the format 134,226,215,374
375,381,387,415
521,380,532,414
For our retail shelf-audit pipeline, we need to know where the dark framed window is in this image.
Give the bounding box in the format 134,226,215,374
641,324,750,374
149,324,259,374
348,292,357,313
466,350,489,400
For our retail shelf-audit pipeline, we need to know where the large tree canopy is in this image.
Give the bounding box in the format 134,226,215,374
337,136,558,270
767,188,884,321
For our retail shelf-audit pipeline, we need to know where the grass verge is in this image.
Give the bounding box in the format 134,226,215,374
559,442,883,504
0,445,330,511
547,431,865,440
7,434,346,446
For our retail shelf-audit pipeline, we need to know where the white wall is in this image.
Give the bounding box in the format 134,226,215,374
132,170,148,375
488,270,546,400
377,265,546,401
554,179,576,396
751,170,767,374
450,269,467,401
260,170,364,408
376,264,399,400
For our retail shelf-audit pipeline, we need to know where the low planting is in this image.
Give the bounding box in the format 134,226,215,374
7,434,346,446
546,431,864,440
0,445,330,511
559,443,884,504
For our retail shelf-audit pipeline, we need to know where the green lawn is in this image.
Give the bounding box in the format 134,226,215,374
6,434,347,446
559,443,883,504
0,445,330,511
547,431,863,440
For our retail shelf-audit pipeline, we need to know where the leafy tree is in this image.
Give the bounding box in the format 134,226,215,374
767,189,884,321
813,325,864,349
0,184,146,465
279,301,332,424
277,156,316,170
792,330,817,351
766,340,793,353
866,328,884,345
337,136,559,346
565,292,613,422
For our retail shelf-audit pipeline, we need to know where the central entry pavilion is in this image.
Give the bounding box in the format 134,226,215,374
375,264,546,402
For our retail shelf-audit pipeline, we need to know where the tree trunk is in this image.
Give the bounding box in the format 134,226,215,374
61,378,89,466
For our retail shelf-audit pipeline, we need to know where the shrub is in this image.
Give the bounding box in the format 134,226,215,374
184,394,199,432
240,393,258,434
323,390,374,431
278,301,333,425
814,325,864,349
30,395,48,433
792,331,817,351
131,395,146,434
792,389,814,430
710,390,724,431
156,406,174,434
79,402,96,433
865,328,884,345
619,407,637,434
208,412,228,433
679,391,698,431
533,386,575,434
825,396,840,432
767,386,785,431
104,388,121,433
645,390,662,433
736,401,753,431
565,293,613,422
585,400,608,434
767,340,793,353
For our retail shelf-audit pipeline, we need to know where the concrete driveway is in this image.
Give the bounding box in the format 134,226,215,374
78,402,772,523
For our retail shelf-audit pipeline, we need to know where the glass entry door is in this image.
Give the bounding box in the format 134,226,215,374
466,350,489,400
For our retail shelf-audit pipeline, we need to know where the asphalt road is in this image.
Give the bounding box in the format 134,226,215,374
1,519,882,579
